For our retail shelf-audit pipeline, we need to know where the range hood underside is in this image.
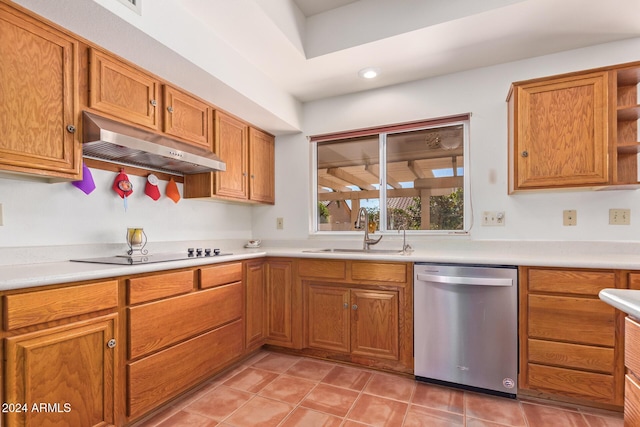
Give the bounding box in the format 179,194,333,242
82,112,226,176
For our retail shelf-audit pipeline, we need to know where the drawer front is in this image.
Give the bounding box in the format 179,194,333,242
200,262,242,289
351,261,407,283
626,374,640,425
128,270,194,304
527,363,615,403
527,268,614,296
298,259,346,280
528,338,614,373
626,317,640,374
128,282,243,359
630,273,640,290
528,294,615,346
127,319,243,419
5,280,118,330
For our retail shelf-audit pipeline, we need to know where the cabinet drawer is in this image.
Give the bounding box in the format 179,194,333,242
528,294,615,346
528,364,615,403
528,339,614,373
629,273,640,290
298,259,346,280
351,262,407,283
4,280,118,330
527,268,614,296
128,282,242,359
626,374,640,425
128,270,194,304
128,319,243,419
626,317,640,374
199,262,242,289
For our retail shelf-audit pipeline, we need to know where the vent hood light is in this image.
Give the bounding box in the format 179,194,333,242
81,112,226,176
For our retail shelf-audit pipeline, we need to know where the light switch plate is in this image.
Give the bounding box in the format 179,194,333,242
482,211,505,226
563,210,577,226
276,217,284,230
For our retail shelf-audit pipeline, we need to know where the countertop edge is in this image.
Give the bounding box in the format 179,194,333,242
599,288,640,319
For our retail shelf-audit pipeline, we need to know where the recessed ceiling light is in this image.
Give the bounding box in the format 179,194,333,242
358,67,380,79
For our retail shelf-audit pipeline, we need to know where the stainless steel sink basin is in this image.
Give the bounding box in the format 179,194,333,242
303,248,405,255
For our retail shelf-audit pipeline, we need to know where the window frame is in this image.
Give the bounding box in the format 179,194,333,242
310,115,471,235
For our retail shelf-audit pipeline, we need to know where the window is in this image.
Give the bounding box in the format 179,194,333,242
312,115,469,234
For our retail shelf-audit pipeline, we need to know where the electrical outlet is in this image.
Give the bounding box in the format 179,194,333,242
276,217,284,230
609,208,631,225
563,210,577,226
482,211,505,226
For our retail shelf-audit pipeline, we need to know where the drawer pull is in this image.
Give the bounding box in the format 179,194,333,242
107,338,117,349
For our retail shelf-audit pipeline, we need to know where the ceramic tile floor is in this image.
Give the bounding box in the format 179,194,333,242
133,351,624,427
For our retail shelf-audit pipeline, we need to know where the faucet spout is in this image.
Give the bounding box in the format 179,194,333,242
355,207,382,250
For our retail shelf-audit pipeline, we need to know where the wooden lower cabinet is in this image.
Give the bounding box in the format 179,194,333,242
265,259,297,348
625,317,640,424
519,266,624,409
127,319,243,419
5,314,118,427
245,260,266,350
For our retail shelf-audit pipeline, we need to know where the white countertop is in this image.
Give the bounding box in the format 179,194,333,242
599,288,640,319
3,239,640,291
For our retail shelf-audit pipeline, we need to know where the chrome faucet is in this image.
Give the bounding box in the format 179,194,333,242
354,207,382,250
398,221,413,254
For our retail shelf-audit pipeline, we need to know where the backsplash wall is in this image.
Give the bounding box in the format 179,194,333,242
0,168,253,247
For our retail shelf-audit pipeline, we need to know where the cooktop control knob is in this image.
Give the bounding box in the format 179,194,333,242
187,248,195,257
196,248,203,256
204,248,212,256
214,248,221,256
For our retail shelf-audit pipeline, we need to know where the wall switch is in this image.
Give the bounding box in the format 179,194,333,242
563,209,577,226
276,217,284,230
482,211,505,226
609,208,631,225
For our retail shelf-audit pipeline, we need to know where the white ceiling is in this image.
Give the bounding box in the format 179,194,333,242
177,0,640,102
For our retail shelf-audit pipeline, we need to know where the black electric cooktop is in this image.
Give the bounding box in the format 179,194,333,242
70,250,231,265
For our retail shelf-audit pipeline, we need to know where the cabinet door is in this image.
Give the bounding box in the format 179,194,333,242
163,85,211,150
306,285,350,353
0,4,80,180
249,127,275,203
89,48,159,130
246,260,266,349
511,72,609,190
214,111,248,199
351,289,399,360
5,314,117,427
266,260,293,346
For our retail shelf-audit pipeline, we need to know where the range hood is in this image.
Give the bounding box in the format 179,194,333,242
82,112,226,175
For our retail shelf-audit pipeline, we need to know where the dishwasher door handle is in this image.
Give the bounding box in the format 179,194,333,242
416,273,513,287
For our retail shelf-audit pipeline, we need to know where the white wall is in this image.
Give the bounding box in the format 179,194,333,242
0,169,253,247
253,37,640,243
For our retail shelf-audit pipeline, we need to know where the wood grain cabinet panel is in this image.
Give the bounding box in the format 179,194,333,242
306,285,350,353
127,270,194,304
199,262,242,289
248,127,275,204
128,282,242,359
127,319,243,419
519,266,624,409
626,374,640,426
162,85,211,150
246,260,266,350
4,280,118,330
5,314,117,427
298,259,346,280
351,289,399,360
625,317,640,375
213,110,249,199
0,2,81,180
352,261,407,283
265,260,294,346
89,48,159,130
508,72,609,192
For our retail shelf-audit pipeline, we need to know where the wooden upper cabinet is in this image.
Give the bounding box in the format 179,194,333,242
214,110,249,199
89,48,159,130
163,85,211,150
0,3,81,180
249,127,275,204
508,71,609,192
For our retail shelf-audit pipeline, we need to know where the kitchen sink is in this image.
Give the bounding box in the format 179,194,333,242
303,248,405,255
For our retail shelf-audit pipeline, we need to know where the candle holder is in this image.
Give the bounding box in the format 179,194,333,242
126,228,148,256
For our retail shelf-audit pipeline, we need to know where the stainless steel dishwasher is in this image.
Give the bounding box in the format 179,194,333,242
414,263,518,398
